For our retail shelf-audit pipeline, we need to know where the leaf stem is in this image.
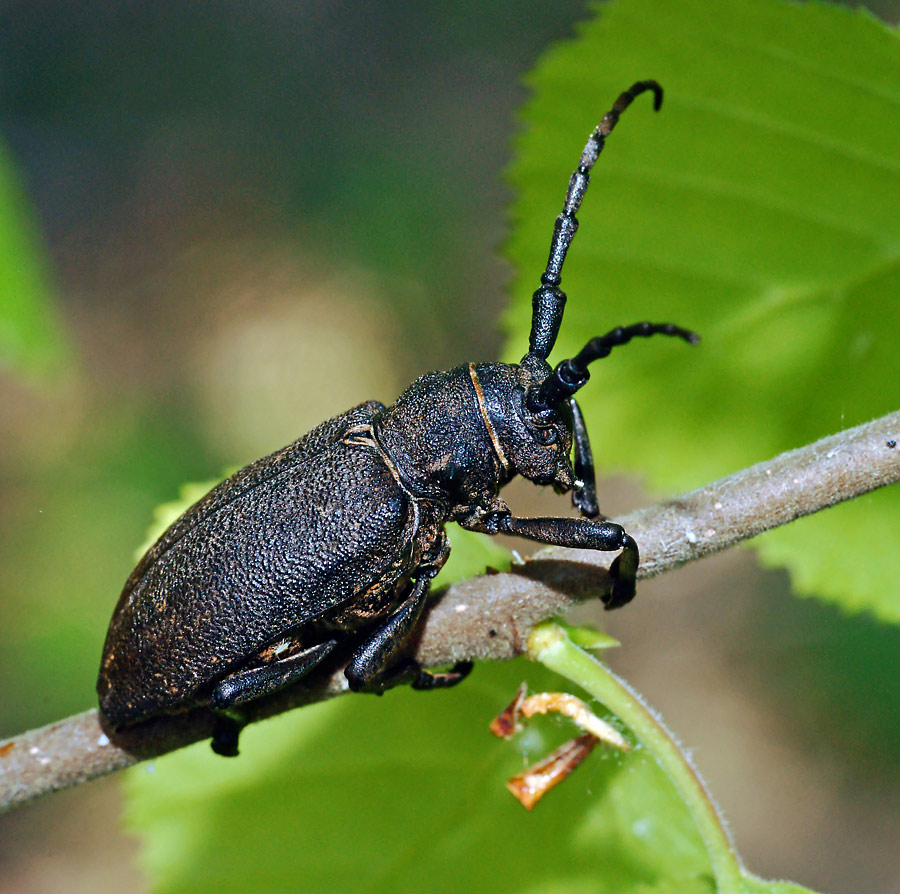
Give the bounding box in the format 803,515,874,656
528,621,747,893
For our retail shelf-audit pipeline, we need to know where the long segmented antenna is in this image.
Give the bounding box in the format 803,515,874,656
533,321,699,411
527,80,664,360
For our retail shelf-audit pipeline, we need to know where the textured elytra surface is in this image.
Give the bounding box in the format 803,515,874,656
98,402,424,725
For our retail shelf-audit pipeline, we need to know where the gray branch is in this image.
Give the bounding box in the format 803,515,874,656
2,409,899,813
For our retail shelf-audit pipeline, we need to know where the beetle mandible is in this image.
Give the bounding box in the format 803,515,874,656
98,80,698,756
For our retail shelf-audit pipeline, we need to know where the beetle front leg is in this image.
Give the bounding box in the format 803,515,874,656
568,397,604,519
466,513,638,609
507,516,637,608
345,572,473,693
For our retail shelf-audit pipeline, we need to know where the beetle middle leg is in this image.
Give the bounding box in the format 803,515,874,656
345,571,473,693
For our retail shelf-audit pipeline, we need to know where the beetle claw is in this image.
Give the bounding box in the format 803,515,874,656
411,660,474,690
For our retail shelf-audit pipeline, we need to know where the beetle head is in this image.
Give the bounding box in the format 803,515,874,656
475,358,576,492
508,319,698,490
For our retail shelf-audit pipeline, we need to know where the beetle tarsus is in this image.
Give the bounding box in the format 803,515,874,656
605,533,639,609
211,712,246,758
411,660,474,690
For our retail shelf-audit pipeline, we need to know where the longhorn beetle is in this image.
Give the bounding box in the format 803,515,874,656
98,80,698,756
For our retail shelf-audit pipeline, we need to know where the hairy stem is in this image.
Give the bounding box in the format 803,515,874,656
1,409,898,813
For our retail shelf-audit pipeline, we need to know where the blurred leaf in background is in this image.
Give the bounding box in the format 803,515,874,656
505,0,900,622
0,139,66,379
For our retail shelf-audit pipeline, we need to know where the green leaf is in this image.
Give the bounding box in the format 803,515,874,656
741,881,820,894
561,622,620,652
126,660,720,894
504,0,900,622
440,524,512,582
529,622,823,894
0,140,67,378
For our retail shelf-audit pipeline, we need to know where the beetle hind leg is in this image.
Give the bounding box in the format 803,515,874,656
209,639,338,757
211,638,340,711
207,639,339,756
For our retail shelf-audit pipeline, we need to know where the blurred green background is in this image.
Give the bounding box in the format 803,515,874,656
2,2,900,892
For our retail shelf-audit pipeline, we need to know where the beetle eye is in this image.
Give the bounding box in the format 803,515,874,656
531,424,558,446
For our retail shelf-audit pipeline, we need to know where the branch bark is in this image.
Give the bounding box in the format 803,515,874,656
2,409,899,813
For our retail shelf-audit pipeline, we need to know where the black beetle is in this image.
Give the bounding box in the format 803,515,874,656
98,80,698,756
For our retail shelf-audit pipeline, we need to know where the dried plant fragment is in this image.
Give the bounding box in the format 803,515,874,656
517,691,629,751
491,685,630,809
507,733,599,810
490,685,629,751
489,682,528,738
